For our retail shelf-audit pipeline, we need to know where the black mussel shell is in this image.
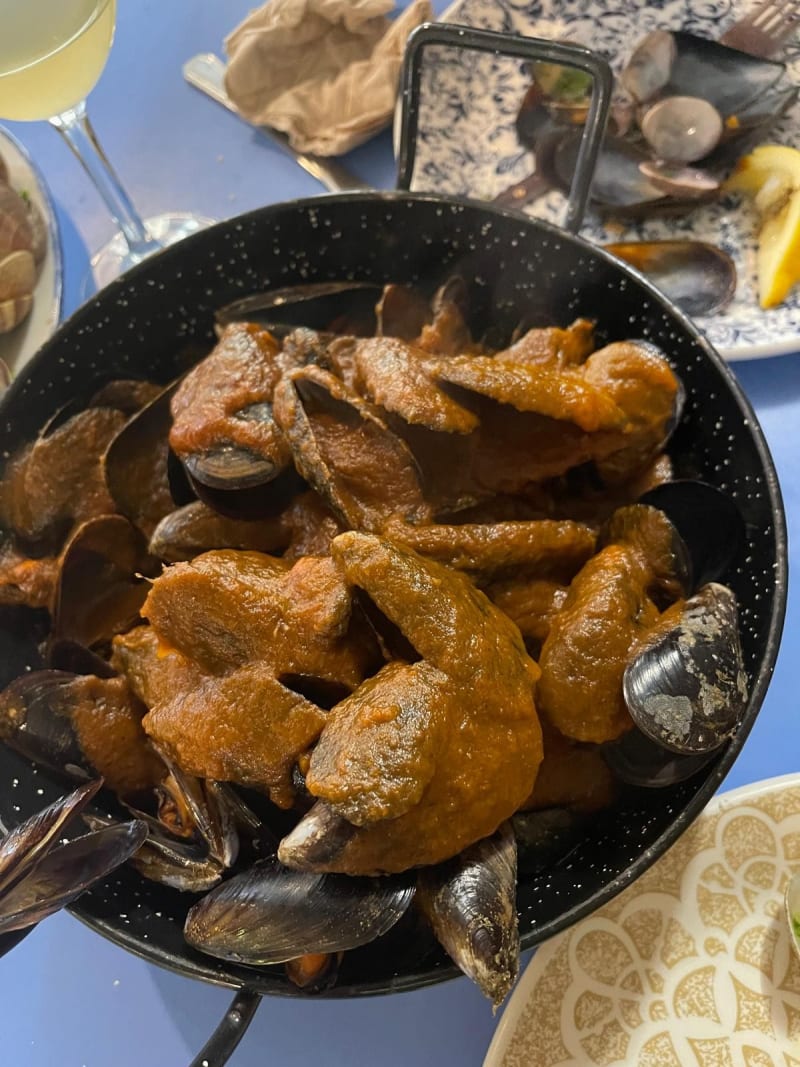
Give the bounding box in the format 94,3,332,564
0,818,147,935
602,726,715,787
184,855,414,965
416,823,519,1009
624,582,749,755
0,670,94,780
215,281,383,333
0,780,102,897
639,480,744,589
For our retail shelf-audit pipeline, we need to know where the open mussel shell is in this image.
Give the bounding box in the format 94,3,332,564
50,514,153,649
46,639,117,679
553,132,668,212
184,855,415,965
0,779,102,897
151,747,240,869
622,30,785,114
0,670,94,780
215,281,383,333
605,242,736,318
0,817,147,935
375,283,430,340
416,823,519,1010
83,811,223,893
103,380,180,536
624,582,749,755
638,480,745,589
601,727,714,787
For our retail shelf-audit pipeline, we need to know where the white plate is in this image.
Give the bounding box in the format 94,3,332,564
407,0,800,361
0,126,63,379
484,773,800,1067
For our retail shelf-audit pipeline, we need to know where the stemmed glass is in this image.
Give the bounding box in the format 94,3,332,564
0,0,212,290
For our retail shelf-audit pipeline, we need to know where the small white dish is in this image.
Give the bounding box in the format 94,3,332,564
484,773,800,1067
0,125,63,380
407,0,800,361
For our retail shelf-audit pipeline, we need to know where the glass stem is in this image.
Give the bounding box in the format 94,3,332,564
49,100,161,260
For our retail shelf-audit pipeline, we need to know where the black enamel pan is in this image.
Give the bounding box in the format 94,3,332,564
0,25,787,1067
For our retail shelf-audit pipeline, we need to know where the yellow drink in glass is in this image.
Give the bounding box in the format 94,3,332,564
0,0,116,121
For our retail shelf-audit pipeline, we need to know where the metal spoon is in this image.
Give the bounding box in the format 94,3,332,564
784,869,800,962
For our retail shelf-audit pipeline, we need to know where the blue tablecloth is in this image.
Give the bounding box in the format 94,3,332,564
3,2,798,1063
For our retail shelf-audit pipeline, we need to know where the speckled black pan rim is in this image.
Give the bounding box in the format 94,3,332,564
0,189,786,1000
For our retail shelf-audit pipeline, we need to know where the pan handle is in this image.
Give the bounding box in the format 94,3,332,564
395,23,613,234
187,988,261,1067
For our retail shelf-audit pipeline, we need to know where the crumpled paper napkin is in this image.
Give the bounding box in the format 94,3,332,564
224,0,432,157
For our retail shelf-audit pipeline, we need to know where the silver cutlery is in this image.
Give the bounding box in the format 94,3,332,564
182,53,368,194
721,0,800,58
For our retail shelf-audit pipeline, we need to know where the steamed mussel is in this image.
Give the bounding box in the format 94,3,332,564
516,28,798,217
0,277,751,1004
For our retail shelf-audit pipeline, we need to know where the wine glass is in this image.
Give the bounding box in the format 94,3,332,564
0,0,213,291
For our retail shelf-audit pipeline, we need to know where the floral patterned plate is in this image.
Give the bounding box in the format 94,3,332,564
406,0,800,361
484,774,800,1067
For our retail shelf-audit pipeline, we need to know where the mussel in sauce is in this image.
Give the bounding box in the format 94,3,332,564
0,277,750,1004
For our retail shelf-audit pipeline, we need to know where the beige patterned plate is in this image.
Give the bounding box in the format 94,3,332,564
485,775,800,1067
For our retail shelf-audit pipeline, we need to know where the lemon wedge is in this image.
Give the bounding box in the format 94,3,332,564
725,145,800,309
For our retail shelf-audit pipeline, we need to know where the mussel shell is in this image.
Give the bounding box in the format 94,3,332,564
184,855,414,965
605,241,735,318
375,284,430,340
666,32,785,117
0,670,94,780
0,779,102,897
215,281,383,333
83,811,223,893
554,132,667,210
50,514,153,649
277,799,358,871
638,480,744,589
184,440,281,493
46,639,117,679
621,30,677,104
602,726,714,787
624,582,748,755
416,823,519,1009
149,745,239,869
103,380,180,535
0,818,147,934
184,458,305,521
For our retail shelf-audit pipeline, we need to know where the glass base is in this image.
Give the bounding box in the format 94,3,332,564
86,213,216,296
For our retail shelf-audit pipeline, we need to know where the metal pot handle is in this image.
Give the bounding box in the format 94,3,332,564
187,988,261,1067
395,22,613,234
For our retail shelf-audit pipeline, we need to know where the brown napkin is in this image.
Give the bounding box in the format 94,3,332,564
224,0,432,157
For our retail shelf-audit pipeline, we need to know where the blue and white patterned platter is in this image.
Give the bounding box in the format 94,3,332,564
405,0,800,361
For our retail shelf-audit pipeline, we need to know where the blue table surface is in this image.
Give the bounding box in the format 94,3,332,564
2,1,799,1064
